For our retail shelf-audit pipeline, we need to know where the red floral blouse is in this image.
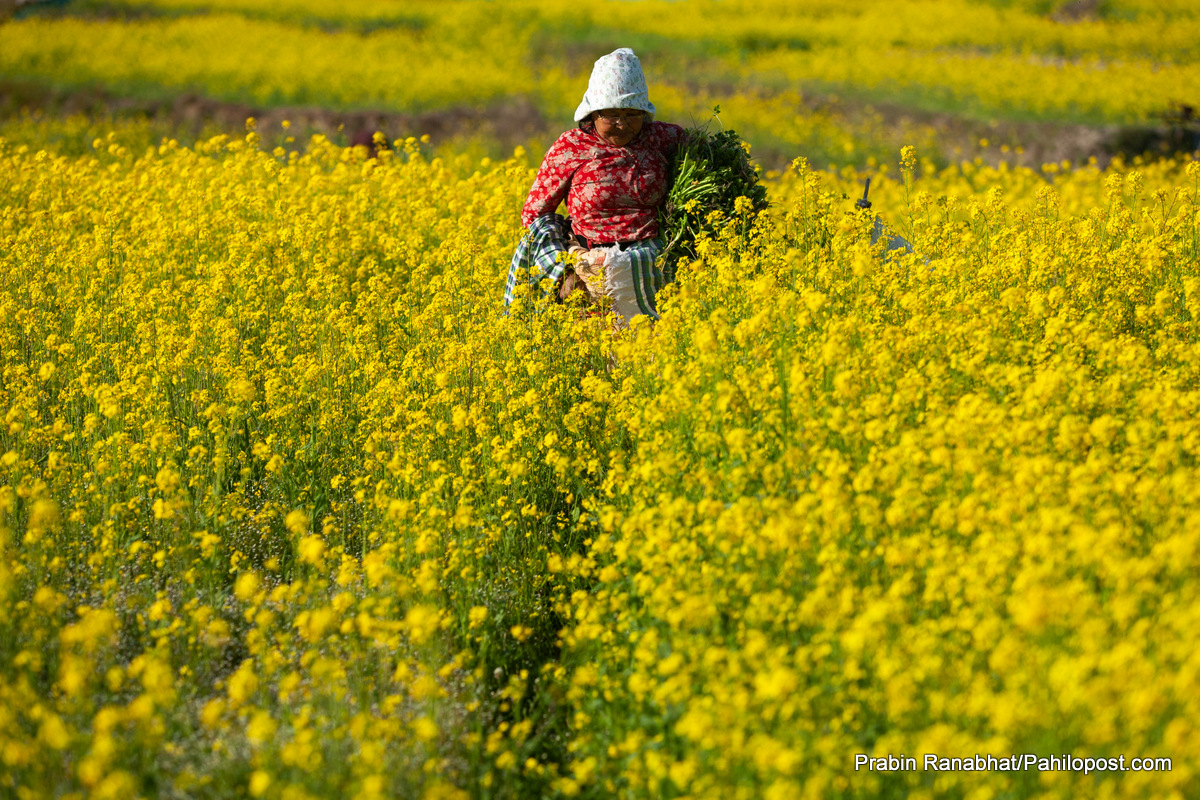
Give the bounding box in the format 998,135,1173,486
521,121,686,243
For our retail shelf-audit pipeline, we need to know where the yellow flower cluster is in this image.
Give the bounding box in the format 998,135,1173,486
555,154,1200,798
0,126,602,798
3,117,1200,800
775,150,1200,242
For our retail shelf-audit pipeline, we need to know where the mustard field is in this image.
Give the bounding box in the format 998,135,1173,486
4,0,1200,798
2,120,1199,799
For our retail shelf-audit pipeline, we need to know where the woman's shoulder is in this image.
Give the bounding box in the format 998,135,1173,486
648,120,685,135
555,127,591,144
644,121,686,146
545,127,601,158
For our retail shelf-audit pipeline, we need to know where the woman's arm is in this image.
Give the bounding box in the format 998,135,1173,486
521,134,581,227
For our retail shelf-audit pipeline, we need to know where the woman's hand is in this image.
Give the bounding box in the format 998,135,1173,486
569,248,608,300
571,247,607,275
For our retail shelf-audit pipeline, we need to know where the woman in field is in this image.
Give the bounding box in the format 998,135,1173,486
503,48,685,323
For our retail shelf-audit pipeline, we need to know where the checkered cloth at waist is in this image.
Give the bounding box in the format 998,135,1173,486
504,213,668,319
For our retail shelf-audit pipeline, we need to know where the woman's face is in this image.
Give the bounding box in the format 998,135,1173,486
592,108,645,147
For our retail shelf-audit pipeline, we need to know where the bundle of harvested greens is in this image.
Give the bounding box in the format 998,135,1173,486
659,124,769,266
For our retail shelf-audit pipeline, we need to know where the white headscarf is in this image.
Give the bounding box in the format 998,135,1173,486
573,48,656,123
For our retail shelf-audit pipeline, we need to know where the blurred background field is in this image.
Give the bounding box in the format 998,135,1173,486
2,0,1199,169
3,3,1200,800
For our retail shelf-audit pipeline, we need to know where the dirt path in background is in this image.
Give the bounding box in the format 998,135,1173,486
1,83,554,154
862,98,1198,170
868,100,1113,168
4,81,1196,171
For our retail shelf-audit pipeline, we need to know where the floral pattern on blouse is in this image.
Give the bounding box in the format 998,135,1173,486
521,121,686,243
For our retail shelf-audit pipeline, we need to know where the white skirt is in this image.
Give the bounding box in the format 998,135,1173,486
599,244,663,325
